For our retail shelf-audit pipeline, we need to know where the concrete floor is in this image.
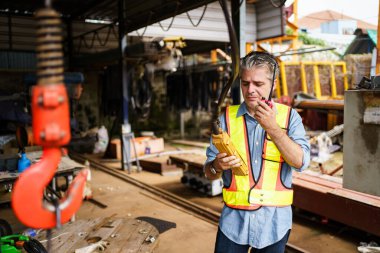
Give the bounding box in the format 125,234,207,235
2,167,217,253
97,158,360,253
1,155,366,253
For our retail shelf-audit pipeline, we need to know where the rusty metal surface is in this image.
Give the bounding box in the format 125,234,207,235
293,172,380,237
293,99,344,110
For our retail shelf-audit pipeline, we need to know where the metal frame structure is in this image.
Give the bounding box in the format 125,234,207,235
279,61,349,99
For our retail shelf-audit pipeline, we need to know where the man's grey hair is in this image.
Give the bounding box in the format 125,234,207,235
240,51,279,81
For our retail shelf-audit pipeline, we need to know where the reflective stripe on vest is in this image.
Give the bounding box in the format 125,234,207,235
222,103,293,210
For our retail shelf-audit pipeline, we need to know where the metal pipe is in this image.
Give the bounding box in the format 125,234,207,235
292,99,344,111
211,0,240,135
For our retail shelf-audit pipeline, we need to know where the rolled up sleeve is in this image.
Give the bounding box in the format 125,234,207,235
288,109,310,171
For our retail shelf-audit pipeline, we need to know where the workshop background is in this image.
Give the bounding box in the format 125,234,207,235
0,0,379,252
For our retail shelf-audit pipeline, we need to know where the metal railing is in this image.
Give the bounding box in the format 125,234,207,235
279,61,349,99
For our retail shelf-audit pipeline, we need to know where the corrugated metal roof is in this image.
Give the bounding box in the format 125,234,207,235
0,0,216,33
128,1,257,43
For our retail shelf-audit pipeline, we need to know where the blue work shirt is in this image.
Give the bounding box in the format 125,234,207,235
205,102,310,249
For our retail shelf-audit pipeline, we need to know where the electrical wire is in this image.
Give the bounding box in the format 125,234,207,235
186,4,207,27
136,11,153,37
212,0,240,135
233,0,246,17
76,24,118,52
158,2,179,31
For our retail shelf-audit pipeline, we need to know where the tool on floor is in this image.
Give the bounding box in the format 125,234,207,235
11,3,87,231
122,131,142,173
181,170,223,196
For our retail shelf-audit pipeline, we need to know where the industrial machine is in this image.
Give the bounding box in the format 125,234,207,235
181,171,223,196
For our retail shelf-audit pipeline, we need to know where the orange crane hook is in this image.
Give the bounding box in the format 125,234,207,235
11,8,87,229
12,149,88,229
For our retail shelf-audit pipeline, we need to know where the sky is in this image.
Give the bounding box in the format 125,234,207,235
294,0,379,25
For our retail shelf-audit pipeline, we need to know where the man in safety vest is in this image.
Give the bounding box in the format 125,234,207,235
205,51,310,253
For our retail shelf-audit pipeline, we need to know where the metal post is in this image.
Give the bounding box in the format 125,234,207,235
313,64,321,98
211,50,217,63
118,0,130,170
341,62,349,90
300,62,308,93
180,111,185,139
280,62,288,96
330,64,337,98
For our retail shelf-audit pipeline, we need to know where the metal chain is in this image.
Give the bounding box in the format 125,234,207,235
77,24,117,52
158,2,179,32
186,4,207,27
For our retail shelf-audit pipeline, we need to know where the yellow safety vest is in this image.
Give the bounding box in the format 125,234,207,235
222,103,293,210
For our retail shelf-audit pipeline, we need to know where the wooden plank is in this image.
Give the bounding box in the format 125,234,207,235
169,154,206,172
139,156,180,175
54,219,102,252
118,220,157,253
293,172,342,189
35,217,159,252
66,218,124,252
170,139,209,148
292,178,332,194
137,224,159,253
105,219,142,252
35,218,103,251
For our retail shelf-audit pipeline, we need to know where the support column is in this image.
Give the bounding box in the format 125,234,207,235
231,0,246,104
119,0,128,126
